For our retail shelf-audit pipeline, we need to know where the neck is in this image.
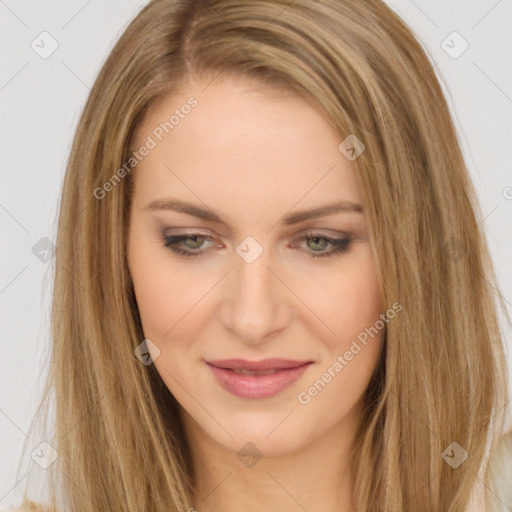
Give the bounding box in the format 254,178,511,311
181,403,362,512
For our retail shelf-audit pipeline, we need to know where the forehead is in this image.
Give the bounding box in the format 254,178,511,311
130,76,361,218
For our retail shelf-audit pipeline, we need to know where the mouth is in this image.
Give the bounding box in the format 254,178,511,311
206,358,313,371
205,359,313,399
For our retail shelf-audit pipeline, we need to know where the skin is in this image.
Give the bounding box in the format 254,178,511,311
127,74,384,512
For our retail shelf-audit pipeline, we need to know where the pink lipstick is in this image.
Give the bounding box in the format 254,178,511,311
205,358,313,399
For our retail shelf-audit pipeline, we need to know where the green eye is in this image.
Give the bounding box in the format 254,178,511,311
163,234,211,257
307,235,330,252
181,235,208,250
162,233,352,258
300,233,352,258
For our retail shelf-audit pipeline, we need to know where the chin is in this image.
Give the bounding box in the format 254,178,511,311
210,412,311,458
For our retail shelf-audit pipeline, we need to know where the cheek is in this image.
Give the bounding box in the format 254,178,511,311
128,231,216,345
314,247,383,392
313,246,382,343
127,226,179,337
130,265,169,334
296,251,383,424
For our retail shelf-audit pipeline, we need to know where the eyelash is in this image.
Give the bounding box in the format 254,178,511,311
162,232,352,259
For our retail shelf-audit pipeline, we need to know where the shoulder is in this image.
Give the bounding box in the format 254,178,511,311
465,429,512,512
466,475,487,512
486,429,512,512
1,500,55,512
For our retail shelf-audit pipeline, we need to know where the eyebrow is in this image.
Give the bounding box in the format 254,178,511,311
143,198,363,226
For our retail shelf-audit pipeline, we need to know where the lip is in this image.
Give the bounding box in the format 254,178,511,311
206,358,312,371
205,359,313,399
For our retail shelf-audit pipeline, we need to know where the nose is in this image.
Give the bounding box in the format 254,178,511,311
219,242,291,344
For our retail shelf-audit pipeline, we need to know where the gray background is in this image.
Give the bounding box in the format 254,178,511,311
1,0,511,507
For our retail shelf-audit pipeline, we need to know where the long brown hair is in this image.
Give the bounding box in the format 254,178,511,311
16,1,509,510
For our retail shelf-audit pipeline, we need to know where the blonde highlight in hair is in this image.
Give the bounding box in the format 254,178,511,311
16,1,509,511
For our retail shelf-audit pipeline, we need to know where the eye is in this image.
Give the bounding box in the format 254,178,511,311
161,231,353,258
292,231,353,258
162,233,215,258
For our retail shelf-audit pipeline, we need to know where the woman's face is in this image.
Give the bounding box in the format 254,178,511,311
127,75,384,458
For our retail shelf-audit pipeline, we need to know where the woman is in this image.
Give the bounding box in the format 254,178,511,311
10,0,510,510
